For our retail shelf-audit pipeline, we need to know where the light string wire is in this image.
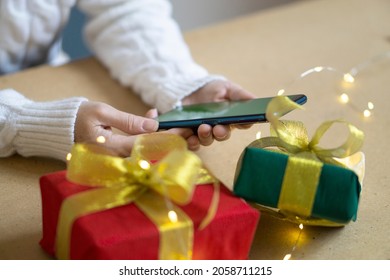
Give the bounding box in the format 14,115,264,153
275,50,390,120
283,223,303,260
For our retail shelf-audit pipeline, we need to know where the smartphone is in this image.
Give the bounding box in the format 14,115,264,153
157,94,307,129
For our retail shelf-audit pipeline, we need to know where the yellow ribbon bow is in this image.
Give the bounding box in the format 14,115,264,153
56,133,218,259
265,96,364,164
236,96,365,226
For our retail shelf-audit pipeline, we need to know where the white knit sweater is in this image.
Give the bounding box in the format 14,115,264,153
0,0,223,161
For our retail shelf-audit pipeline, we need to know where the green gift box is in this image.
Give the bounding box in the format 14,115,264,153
233,147,364,226
233,96,365,226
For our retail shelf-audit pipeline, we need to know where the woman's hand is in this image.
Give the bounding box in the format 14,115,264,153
182,80,256,146
74,101,199,156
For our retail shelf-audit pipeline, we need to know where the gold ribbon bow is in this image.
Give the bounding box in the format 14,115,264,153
237,96,364,226
56,133,218,259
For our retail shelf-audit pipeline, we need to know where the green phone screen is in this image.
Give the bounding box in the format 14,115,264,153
157,94,306,129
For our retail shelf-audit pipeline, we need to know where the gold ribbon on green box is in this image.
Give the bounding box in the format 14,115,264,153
56,133,218,259
234,96,365,226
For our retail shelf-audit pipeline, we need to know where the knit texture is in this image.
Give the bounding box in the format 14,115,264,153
0,89,87,161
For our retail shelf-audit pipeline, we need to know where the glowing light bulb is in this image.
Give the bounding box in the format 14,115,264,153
96,136,106,143
339,93,349,104
283,254,292,260
363,109,371,118
138,160,150,170
168,210,178,223
277,89,285,96
299,223,303,230
368,102,374,110
343,73,355,83
66,153,72,161
256,131,262,140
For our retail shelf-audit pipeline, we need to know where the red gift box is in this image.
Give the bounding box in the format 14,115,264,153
39,171,260,260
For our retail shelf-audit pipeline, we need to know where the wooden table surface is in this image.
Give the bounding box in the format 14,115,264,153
1,0,389,260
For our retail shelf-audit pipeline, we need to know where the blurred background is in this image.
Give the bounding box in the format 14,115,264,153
62,0,299,60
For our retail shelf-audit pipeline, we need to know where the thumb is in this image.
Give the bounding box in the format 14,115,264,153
101,106,158,134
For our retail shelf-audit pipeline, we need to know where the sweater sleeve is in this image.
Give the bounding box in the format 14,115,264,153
78,0,225,113
0,89,87,161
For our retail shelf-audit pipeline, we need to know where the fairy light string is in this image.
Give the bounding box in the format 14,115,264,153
283,223,304,260
277,66,367,117
275,50,390,120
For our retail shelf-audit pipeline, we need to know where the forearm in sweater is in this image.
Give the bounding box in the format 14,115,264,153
0,89,87,161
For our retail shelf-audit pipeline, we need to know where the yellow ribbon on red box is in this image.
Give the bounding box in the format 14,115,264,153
56,133,219,259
